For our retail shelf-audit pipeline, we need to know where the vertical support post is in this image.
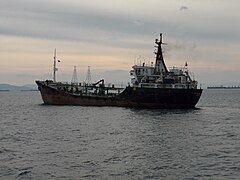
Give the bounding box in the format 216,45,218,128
53,48,57,82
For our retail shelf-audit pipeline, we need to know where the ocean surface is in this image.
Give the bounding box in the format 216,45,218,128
0,89,240,179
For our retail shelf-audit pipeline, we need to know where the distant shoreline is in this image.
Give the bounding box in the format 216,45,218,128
0,83,37,92
207,86,240,89
21,89,38,91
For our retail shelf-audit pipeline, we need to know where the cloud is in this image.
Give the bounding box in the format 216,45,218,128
179,6,188,11
1,0,239,46
133,20,144,26
0,3,156,50
1,0,240,85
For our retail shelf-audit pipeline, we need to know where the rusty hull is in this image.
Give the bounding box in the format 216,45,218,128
36,81,202,108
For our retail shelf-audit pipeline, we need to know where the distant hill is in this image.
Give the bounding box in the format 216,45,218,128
22,84,38,90
0,84,38,91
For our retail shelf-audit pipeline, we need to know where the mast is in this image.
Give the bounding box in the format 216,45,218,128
85,66,92,85
71,66,78,83
154,33,168,75
53,48,58,82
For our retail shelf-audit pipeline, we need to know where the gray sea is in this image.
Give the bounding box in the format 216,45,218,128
0,89,240,179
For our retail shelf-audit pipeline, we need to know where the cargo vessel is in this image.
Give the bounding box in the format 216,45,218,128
36,34,202,108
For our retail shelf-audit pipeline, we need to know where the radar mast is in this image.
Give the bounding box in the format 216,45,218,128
53,48,57,82
154,33,168,75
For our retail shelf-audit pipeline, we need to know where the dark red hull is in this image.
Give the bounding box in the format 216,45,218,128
36,81,202,108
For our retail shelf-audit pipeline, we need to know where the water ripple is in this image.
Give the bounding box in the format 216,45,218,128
0,91,240,179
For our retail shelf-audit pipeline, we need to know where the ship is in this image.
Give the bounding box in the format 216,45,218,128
36,34,202,108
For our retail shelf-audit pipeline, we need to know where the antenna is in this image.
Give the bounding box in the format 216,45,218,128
160,33,162,43
85,66,92,85
53,48,58,82
71,66,78,84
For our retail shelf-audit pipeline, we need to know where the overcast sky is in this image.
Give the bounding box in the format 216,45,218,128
1,0,240,86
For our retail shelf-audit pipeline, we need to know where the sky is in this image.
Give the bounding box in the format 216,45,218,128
1,0,240,86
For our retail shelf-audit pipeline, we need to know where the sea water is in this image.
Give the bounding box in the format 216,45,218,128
0,90,240,179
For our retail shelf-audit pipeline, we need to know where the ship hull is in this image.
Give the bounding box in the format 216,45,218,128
36,81,202,108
